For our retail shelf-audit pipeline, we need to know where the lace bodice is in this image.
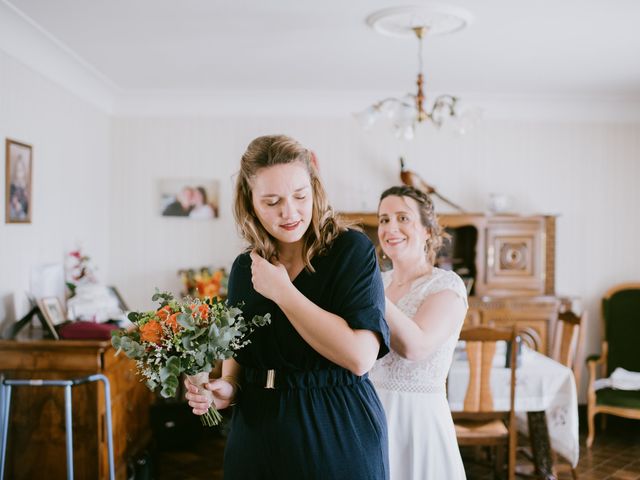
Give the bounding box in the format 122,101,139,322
370,268,468,394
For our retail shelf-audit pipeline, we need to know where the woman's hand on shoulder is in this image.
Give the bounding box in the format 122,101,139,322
250,250,291,302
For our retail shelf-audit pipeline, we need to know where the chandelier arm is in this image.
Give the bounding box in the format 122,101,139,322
373,97,415,111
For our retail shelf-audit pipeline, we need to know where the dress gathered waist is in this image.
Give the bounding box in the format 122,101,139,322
373,379,445,394
242,366,367,390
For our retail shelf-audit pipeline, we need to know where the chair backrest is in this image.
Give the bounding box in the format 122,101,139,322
602,283,640,375
463,309,481,328
518,326,542,352
551,310,586,388
458,326,517,414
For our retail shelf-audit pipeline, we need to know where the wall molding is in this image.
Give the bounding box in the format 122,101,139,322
0,0,116,112
3,0,640,122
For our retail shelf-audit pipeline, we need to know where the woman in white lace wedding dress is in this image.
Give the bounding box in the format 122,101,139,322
370,185,467,480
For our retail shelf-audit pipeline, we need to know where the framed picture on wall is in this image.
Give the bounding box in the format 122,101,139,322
5,138,33,224
158,178,220,219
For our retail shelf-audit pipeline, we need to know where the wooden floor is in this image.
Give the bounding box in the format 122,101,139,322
151,415,640,480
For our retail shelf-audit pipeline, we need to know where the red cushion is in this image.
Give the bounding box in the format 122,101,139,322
58,321,119,340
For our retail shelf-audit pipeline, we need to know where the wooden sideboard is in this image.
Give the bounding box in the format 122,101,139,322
0,339,154,479
341,212,566,355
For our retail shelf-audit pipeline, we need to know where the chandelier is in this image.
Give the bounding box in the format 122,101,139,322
355,5,474,140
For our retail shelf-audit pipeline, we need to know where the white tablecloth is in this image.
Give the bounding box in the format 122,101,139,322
447,345,579,467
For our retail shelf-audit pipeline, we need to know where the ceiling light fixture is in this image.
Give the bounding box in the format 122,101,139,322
355,5,474,140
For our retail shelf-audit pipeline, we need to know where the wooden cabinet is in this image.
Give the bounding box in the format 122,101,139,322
341,212,562,354
0,339,154,480
469,215,555,297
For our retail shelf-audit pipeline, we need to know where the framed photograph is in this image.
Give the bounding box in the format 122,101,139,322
158,178,220,219
34,297,62,340
107,286,129,312
5,138,33,223
38,297,66,326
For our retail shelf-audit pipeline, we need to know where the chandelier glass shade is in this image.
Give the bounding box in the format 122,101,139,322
356,5,473,140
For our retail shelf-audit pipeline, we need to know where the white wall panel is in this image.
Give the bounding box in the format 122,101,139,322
0,51,111,328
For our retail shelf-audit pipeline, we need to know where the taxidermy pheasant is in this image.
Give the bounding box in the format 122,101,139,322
399,157,465,212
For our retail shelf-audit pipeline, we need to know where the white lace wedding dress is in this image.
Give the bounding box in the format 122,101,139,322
370,268,467,480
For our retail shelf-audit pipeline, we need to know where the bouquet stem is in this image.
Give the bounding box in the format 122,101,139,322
186,371,223,427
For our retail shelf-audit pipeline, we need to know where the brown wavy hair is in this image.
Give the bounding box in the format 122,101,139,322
379,185,446,265
233,134,348,271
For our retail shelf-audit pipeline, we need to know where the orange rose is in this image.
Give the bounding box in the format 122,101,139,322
166,313,180,333
198,304,210,318
156,305,172,321
140,320,163,344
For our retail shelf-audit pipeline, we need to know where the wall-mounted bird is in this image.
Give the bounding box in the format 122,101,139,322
400,157,465,212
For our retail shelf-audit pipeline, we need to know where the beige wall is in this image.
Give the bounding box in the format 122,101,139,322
0,51,111,328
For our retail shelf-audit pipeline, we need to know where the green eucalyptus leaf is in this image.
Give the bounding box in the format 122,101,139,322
177,313,195,330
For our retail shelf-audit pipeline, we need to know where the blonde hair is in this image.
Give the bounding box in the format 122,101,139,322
233,135,348,271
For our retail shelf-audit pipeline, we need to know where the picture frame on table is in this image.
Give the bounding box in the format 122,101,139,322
37,297,65,340
107,286,129,312
5,138,33,224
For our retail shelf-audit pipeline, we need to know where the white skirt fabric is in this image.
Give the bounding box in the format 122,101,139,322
377,389,466,480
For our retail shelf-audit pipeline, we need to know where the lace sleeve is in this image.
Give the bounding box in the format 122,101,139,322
419,269,468,309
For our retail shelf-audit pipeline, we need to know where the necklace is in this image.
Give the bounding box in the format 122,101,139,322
392,267,432,288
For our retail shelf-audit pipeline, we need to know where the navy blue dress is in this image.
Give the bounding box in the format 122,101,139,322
224,229,390,480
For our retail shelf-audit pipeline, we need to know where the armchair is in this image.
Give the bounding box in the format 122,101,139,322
586,283,640,448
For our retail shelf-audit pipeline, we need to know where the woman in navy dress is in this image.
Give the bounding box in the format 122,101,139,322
185,134,390,479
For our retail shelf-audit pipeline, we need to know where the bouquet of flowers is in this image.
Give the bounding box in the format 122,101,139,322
179,267,228,300
111,291,270,426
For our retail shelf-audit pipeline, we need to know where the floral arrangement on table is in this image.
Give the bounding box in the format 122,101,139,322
111,291,270,426
179,267,228,300
65,247,97,297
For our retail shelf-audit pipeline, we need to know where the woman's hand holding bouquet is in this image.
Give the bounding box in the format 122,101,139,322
111,291,270,426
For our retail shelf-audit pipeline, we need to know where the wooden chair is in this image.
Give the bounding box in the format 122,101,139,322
551,310,586,390
453,326,517,480
464,309,482,328
517,327,542,352
587,283,640,448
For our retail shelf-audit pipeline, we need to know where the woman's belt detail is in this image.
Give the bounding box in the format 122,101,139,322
242,367,367,390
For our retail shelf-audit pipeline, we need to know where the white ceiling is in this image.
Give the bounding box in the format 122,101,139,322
5,0,640,99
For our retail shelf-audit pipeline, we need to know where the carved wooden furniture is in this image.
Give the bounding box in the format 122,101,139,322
586,284,640,448
453,326,517,480
341,212,562,355
1,374,116,480
0,339,154,479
